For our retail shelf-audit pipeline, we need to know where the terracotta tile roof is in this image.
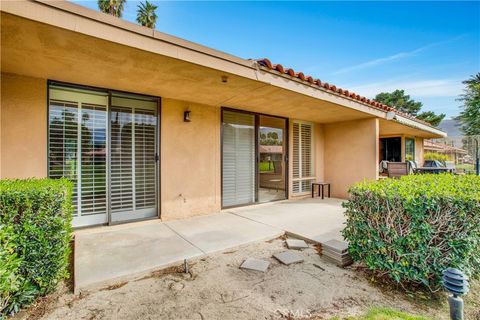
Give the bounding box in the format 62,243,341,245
255,58,434,128
424,140,467,154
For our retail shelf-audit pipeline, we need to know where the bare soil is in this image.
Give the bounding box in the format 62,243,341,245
14,238,474,320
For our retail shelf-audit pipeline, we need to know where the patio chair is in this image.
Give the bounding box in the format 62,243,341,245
407,160,418,174
379,160,389,175
387,162,408,178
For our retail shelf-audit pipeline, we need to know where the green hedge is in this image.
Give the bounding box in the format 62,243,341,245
0,178,73,316
342,174,480,291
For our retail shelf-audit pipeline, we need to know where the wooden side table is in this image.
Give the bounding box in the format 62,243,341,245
311,182,331,199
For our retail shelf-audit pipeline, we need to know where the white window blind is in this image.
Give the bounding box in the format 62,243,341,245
48,100,80,215
292,121,315,194
222,110,255,207
48,87,108,226
49,86,158,227
134,109,157,209
110,96,157,221
110,106,134,213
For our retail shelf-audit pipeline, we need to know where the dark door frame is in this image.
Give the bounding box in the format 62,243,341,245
220,107,289,209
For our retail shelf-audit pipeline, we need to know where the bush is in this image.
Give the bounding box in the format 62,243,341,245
0,178,73,316
342,174,480,291
423,152,450,163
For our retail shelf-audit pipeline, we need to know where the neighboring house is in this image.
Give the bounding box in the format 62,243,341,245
424,140,468,164
0,1,446,228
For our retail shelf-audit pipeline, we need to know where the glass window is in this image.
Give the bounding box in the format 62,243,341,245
292,121,315,194
380,137,402,162
405,138,415,161
222,110,255,207
48,86,108,226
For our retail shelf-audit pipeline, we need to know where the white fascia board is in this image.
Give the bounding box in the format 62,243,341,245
393,115,447,137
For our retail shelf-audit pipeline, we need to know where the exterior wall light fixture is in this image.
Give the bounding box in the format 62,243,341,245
184,110,191,122
386,111,396,120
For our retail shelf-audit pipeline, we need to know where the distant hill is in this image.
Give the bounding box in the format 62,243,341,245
438,119,462,137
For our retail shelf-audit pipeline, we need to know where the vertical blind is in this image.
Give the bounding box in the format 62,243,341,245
222,110,255,207
292,121,314,194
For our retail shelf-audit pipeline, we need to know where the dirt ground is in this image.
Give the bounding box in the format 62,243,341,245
15,238,476,320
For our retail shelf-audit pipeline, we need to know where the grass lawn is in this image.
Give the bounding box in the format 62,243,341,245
332,308,431,320
456,163,475,173
259,161,274,172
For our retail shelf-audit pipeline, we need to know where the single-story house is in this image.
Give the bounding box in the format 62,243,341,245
424,140,468,164
0,1,446,228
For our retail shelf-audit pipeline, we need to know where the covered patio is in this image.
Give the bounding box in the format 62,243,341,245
74,197,345,292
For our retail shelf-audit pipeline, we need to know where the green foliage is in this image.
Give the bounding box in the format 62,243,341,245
456,73,480,135
136,0,158,29
337,307,431,320
423,152,449,163
98,0,126,17
0,179,73,316
342,175,480,292
375,90,423,115
416,111,445,127
374,90,445,127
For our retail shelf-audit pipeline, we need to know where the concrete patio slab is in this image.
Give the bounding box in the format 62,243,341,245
240,258,270,272
228,197,346,243
74,221,203,291
164,212,283,254
74,197,345,292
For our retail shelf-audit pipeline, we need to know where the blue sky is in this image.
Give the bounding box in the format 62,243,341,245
73,1,479,118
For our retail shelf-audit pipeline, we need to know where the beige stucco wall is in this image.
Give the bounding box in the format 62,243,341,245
415,137,424,165
324,118,379,199
1,73,47,179
160,98,221,220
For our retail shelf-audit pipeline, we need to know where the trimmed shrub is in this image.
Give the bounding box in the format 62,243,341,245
342,174,480,291
0,178,73,316
424,152,450,163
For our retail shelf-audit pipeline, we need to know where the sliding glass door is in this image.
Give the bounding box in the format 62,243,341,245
222,109,287,208
49,86,109,227
222,110,256,207
48,84,159,227
110,95,158,223
258,115,287,203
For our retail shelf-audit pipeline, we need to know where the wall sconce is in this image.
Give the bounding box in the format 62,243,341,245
184,110,191,122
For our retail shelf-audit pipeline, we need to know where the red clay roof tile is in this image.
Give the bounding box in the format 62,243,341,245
255,58,434,127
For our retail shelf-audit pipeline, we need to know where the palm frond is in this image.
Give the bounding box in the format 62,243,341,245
136,1,158,29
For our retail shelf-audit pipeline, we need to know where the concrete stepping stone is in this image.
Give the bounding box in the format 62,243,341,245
321,239,352,267
286,239,308,250
273,251,304,265
240,258,270,272
322,239,348,254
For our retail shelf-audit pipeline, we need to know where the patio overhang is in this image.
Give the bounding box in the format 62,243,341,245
0,0,444,135
379,117,446,139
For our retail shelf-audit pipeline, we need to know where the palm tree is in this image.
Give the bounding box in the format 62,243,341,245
136,1,158,29
98,0,126,18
